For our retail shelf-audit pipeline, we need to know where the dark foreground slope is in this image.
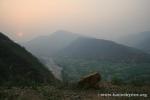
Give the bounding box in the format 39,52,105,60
0,32,57,86
0,85,150,100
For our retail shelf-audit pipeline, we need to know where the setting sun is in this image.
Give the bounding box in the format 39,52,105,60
0,0,150,99
0,0,150,42
16,32,23,38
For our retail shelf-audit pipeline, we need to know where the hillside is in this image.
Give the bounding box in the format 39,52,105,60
22,31,150,84
58,37,150,63
53,35,150,83
0,32,57,86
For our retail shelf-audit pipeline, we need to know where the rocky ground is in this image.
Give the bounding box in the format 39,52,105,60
0,84,149,100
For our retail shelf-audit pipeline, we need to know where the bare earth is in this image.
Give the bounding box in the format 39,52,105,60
0,84,149,100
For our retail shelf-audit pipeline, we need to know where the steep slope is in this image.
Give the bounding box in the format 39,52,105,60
0,32,57,86
119,31,150,53
22,30,80,57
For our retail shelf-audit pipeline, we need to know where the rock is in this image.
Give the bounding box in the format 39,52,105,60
78,72,101,88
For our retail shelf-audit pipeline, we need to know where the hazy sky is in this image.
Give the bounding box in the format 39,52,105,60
0,0,150,41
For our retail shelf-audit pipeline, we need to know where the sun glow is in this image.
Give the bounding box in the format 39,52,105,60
16,32,24,38
0,0,150,42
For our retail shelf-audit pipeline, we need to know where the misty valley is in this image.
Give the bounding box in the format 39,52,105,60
0,31,150,100
22,30,150,84
1,0,150,99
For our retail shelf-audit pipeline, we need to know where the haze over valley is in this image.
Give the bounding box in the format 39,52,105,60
0,0,150,99
1,0,150,42
21,30,150,83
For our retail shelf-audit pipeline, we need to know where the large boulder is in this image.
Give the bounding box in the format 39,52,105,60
78,72,101,88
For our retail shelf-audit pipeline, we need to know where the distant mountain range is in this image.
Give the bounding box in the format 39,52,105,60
120,31,150,54
0,32,57,86
22,30,150,83
58,37,150,63
23,30,80,57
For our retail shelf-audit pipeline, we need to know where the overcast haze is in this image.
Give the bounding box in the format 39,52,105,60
0,0,150,42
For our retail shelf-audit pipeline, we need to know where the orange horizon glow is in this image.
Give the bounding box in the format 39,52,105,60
16,32,24,38
0,0,150,42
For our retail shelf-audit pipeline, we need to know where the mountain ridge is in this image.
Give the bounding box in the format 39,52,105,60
22,30,81,57
58,36,150,63
21,30,150,83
